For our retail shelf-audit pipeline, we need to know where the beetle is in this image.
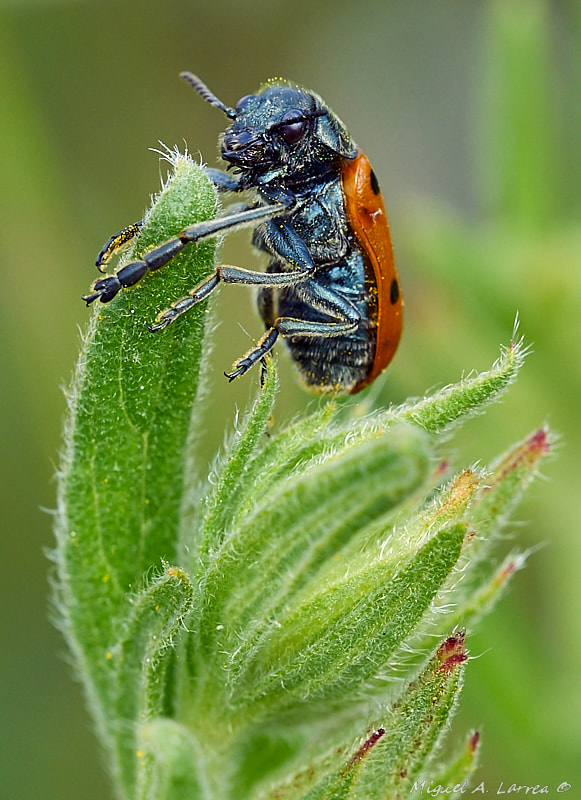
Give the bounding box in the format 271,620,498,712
83,72,403,394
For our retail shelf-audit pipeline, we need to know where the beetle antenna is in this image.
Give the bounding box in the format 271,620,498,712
180,71,237,119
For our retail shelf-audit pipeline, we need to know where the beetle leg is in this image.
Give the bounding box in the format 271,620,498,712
226,279,360,381
83,201,293,306
226,328,280,381
148,265,309,331
259,218,315,271
178,202,293,243
95,220,144,273
205,167,242,193
93,170,239,273
226,317,359,382
293,277,362,330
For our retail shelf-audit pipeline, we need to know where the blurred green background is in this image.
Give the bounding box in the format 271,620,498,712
1,1,579,798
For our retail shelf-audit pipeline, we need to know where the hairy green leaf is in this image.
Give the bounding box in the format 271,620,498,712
233,524,466,709
54,153,217,739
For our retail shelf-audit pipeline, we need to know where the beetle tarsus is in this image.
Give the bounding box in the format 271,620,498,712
225,364,249,382
95,220,143,272
82,291,103,306
82,275,122,305
147,316,173,332
226,354,260,381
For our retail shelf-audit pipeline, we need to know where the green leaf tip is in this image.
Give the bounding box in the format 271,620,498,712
196,353,279,561
301,728,387,800
397,333,528,435
468,425,552,558
474,426,552,532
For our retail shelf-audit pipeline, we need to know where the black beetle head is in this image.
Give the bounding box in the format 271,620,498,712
182,72,357,185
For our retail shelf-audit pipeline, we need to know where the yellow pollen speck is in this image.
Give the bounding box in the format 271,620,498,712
106,651,113,660
136,750,144,758
102,574,110,583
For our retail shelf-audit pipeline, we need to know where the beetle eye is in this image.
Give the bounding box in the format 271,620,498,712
278,110,307,144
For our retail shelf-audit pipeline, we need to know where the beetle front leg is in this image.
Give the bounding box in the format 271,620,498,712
83,201,293,306
95,220,144,272
82,238,189,304
92,169,239,272
205,168,242,193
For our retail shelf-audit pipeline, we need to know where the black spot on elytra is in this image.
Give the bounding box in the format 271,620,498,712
390,278,399,304
369,169,380,195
